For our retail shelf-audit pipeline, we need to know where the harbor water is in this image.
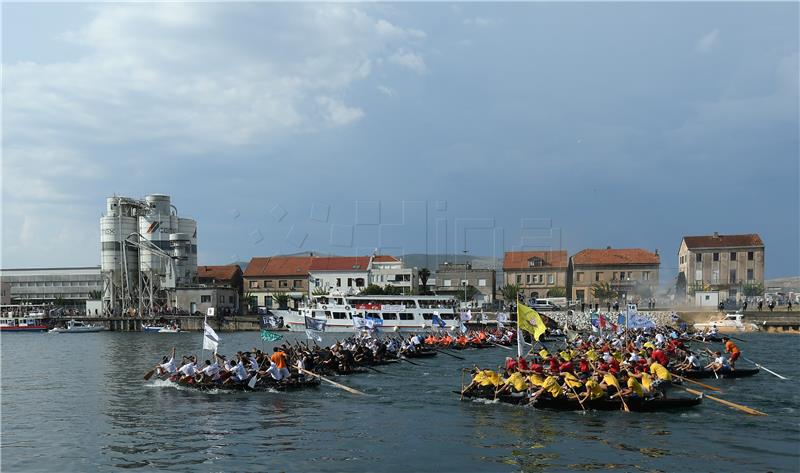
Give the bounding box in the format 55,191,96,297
1,332,798,472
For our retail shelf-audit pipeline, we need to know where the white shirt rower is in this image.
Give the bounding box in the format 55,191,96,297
160,357,177,375
202,362,220,380
232,360,248,381
178,361,196,377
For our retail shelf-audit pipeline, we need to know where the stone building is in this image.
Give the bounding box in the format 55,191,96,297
502,251,568,300
568,248,660,304
434,262,496,306
198,265,243,295
677,232,764,302
243,256,314,310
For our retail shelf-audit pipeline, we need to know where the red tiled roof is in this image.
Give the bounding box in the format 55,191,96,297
198,265,240,281
244,256,313,277
503,251,568,270
572,248,660,266
372,255,400,263
310,256,371,272
683,234,763,249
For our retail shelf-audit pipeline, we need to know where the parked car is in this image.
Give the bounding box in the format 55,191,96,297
528,298,561,311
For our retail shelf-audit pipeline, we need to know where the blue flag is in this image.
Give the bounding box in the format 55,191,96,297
432,313,446,328
304,316,327,332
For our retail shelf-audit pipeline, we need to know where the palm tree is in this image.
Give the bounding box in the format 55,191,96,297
591,281,618,302
500,284,519,303
418,268,431,295
312,286,328,296
272,294,290,310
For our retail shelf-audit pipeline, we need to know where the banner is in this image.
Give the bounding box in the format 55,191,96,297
304,316,327,332
517,303,547,342
381,304,405,312
203,322,220,352
431,312,447,328
305,329,323,343
260,314,278,329
260,329,283,342
460,310,472,322
354,303,381,310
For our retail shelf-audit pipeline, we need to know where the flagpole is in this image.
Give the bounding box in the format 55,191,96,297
202,311,207,361
516,298,523,358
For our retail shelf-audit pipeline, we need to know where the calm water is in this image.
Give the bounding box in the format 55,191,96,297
1,332,799,472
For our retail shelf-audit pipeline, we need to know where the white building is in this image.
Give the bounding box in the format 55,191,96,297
309,256,372,294
368,255,417,294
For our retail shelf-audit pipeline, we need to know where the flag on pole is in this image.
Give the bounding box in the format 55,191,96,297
260,329,283,342
304,316,327,332
431,312,447,329
517,303,547,342
305,329,323,343
203,322,220,352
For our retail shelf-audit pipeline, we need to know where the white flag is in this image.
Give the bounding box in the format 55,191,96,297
203,322,219,352
305,329,322,343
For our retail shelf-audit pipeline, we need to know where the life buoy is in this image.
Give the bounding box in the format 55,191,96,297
322,305,327,310
345,306,351,311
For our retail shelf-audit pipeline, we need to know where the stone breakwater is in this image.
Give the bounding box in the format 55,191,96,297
539,310,678,330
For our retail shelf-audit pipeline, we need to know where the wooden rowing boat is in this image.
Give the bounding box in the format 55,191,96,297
459,389,703,412
169,377,322,392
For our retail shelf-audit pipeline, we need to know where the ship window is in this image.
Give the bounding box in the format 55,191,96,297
332,312,347,319
441,313,455,320
367,312,381,319
399,313,414,320
422,313,434,320
324,311,332,319
382,313,397,320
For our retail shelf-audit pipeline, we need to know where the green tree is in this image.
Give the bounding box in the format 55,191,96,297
591,281,618,302
312,286,329,296
360,284,385,295
500,284,519,303
54,296,67,306
452,285,479,302
676,272,687,298
546,287,566,298
272,293,290,309
418,268,431,294
743,282,764,297
383,284,403,295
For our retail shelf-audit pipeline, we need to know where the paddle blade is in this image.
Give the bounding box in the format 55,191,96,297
247,376,258,389
143,368,156,381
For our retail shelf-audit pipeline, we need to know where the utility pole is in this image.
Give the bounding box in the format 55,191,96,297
463,248,468,308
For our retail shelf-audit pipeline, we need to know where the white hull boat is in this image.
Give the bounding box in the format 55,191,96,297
49,320,105,333
142,325,181,333
694,313,760,333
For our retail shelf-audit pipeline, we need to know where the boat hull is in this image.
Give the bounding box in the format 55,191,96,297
460,389,703,411
0,326,48,332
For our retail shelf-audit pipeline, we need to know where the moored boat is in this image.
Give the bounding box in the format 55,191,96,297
142,324,181,333
694,313,760,333
0,315,49,332
49,319,105,333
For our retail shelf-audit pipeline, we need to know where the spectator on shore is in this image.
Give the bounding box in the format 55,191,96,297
788,301,793,311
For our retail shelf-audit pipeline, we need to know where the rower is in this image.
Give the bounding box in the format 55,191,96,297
177,355,198,383
270,347,290,380
155,347,178,378
200,359,220,383
647,357,673,398
705,350,729,372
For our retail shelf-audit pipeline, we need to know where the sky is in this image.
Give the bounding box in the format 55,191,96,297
2,2,798,282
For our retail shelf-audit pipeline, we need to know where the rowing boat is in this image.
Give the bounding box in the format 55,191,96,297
167,376,321,392
459,389,703,411
673,367,759,379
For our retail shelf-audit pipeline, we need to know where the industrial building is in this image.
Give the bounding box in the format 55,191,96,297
0,266,103,306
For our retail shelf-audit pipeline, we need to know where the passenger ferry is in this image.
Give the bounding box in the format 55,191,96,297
283,294,461,333
0,313,49,332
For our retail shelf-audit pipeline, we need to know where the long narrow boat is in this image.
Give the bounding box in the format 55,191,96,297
167,376,321,392
459,390,702,411
673,367,759,379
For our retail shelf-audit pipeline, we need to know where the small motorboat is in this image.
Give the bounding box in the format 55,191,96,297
694,313,760,333
49,320,105,333
142,324,181,333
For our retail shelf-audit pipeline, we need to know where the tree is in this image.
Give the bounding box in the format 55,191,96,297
546,287,566,298
591,281,618,302
54,296,67,306
418,268,431,295
312,286,328,296
360,284,385,296
500,284,519,303
743,282,764,298
272,294,290,310
452,285,479,302
383,284,403,295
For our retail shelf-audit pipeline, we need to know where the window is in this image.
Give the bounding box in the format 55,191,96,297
529,257,544,267
713,252,719,262
619,271,626,280
443,279,452,287
249,281,260,289
515,275,521,284
729,269,737,283
526,274,532,284
730,252,737,261
680,255,684,265
336,278,341,287
332,312,347,319
695,269,703,282
748,251,754,261
355,278,365,287
440,313,455,320
747,269,754,281
399,313,414,321
279,280,288,288
422,313,434,320
595,272,602,282
712,270,719,283
382,313,397,320
347,278,353,287
293,280,303,288
460,279,468,287
201,295,211,303
643,271,650,281
576,290,585,301
324,311,332,319
478,279,487,287
576,272,584,282
264,280,273,288
229,296,235,303
547,274,555,285
696,253,702,263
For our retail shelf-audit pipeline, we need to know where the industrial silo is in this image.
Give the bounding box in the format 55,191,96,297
139,194,173,276
178,217,198,283
169,233,191,286
100,197,139,311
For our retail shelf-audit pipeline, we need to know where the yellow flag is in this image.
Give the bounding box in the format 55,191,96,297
518,303,547,341
603,373,621,390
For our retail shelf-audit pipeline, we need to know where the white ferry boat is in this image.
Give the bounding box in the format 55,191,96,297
284,294,460,333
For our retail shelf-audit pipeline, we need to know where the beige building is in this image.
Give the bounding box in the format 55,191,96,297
434,262,496,306
678,233,765,302
568,248,660,304
502,251,568,299
243,256,313,310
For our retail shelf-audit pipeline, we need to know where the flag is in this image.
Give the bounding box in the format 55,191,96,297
517,303,547,342
598,314,607,330
203,322,219,352
352,316,367,329
496,312,506,329
304,316,326,332
305,329,322,343
260,329,282,342
603,373,621,390
460,310,472,322
459,321,468,334
431,312,446,328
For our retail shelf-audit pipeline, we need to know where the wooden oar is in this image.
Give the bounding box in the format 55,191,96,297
490,342,512,350
398,356,423,366
432,348,466,360
670,373,721,392
743,357,788,380
143,367,157,380
681,387,767,416
299,368,365,395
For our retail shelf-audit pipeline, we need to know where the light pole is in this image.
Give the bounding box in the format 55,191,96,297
463,248,468,308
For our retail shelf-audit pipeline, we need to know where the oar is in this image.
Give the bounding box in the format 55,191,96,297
366,366,387,375
743,357,788,380
299,368,365,395
682,387,767,416
670,373,721,392
490,342,512,350
432,348,466,360
398,356,423,366
143,367,157,380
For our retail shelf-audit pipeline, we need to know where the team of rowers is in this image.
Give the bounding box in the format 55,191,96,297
462,327,743,404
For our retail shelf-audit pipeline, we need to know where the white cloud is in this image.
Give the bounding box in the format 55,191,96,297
695,29,720,53
463,17,497,27
377,85,397,96
388,49,427,74
316,96,365,126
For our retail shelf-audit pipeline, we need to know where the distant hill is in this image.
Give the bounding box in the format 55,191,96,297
765,277,800,290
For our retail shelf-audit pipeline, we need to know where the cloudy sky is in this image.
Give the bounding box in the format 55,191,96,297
2,3,798,281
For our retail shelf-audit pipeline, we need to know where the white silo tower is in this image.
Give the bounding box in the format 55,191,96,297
100,197,142,314
178,217,198,283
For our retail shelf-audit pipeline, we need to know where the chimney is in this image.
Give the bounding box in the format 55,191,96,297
712,232,719,239
606,245,612,249
655,249,659,256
